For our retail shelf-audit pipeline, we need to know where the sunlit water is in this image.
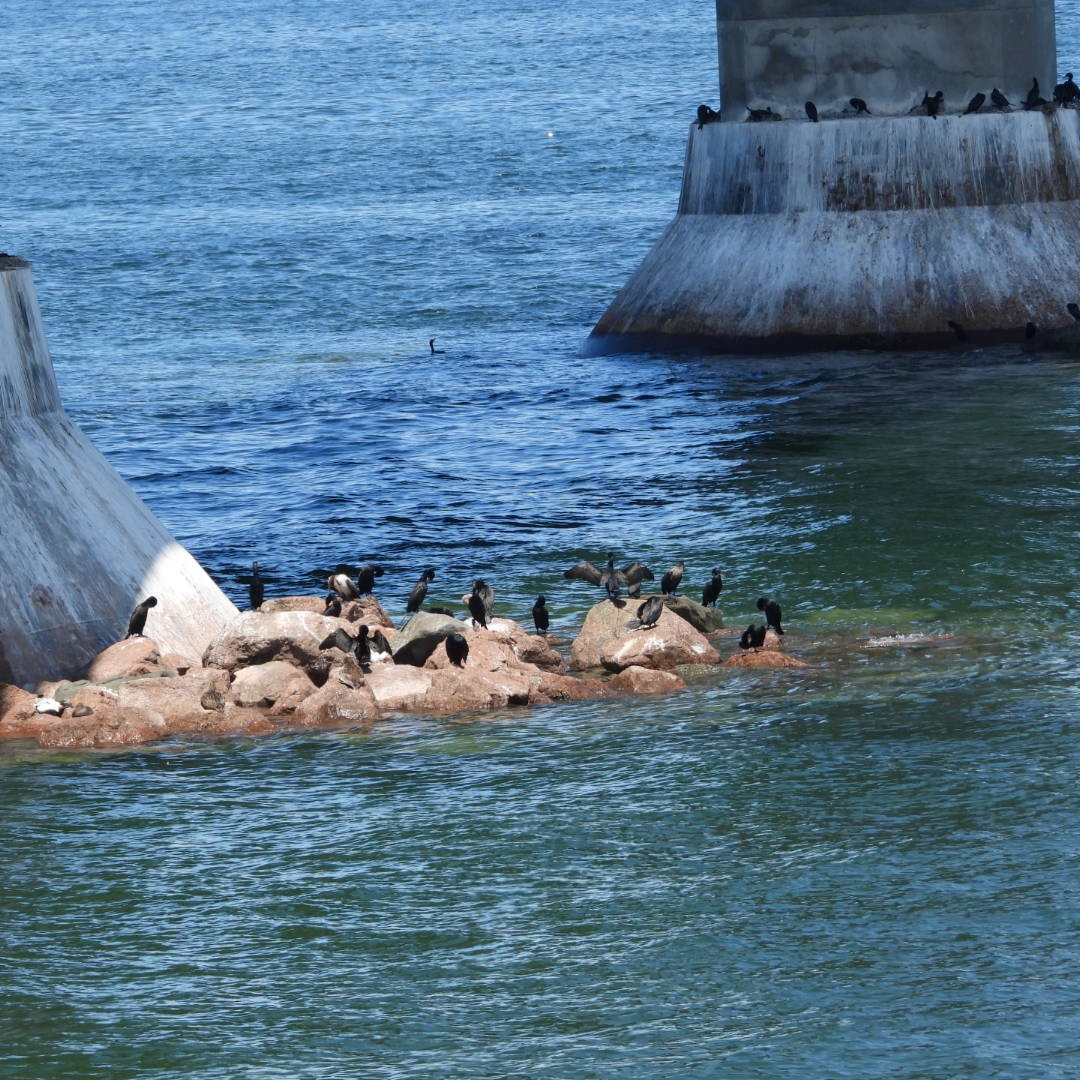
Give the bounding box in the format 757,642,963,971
2,2,1079,1076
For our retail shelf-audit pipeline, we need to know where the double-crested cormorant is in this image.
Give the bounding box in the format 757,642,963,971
429,338,444,354
660,561,685,596
746,106,781,122
323,593,342,617
696,104,720,128
249,561,264,611
564,554,654,601
849,97,871,115
634,595,665,630
1024,77,1046,109
756,596,784,634
739,623,767,650
328,571,360,601
921,90,944,117
701,568,724,607
947,320,969,343
468,580,491,629
1054,72,1080,104
805,101,819,122
356,563,384,594
370,629,394,662
963,92,986,115
319,625,371,669
532,595,550,635
991,88,1011,110
126,596,158,638
406,568,436,613
445,632,469,667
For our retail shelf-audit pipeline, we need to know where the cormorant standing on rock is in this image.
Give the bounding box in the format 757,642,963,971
356,563,384,594
660,561,685,596
991,88,1011,110
850,97,871,114
963,93,986,115
406,568,436,613
947,320,969,343
756,596,784,634
805,101,819,122
429,338,444,354
353,625,372,669
634,595,665,630
563,554,653,601
126,596,158,638
739,624,767,650
445,632,469,667
468,581,490,629
328,571,360,601
323,593,342,617
471,579,494,619
249,561,264,611
532,595,550,635
702,568,724,607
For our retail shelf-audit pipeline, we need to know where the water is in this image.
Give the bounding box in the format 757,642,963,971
2,2,1080,1076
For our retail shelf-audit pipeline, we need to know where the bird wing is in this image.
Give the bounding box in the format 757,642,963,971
564,560,603,586
620,561,654,586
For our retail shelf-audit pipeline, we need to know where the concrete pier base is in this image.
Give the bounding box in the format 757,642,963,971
0,257,238,687
588,109,1080,354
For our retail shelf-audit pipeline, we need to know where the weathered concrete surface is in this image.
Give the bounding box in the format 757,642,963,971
590,110,1080,353
717,0,1054,119
0,257,237,686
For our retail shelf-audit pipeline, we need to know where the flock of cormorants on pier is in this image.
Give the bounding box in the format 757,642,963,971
696,72,1080,126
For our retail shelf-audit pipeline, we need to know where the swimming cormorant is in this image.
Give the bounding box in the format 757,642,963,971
701,568,724,607
532,595,550,635
634,595,665,630
126,596,158,638
328,571,360,601
991,88,1011,110
356,563,384,594
249,561,264,611
756,596,784,634
660,561,685,596
849,97,871,115
805,101,819,122
963,92,986,115
406,568,436,613
445,632,469,668
429,338,445,354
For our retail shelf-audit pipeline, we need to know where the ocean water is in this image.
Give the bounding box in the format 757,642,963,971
3,1,1080,1076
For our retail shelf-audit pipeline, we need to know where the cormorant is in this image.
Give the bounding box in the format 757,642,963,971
532,595,550,635
467,580,490,629
991,88,1011,110
564,554,654,600
963,92,986,115
1067,302,1080,321
947,320,969,343
756,596,784,634
923,90,944,117
634,595,665,630
1054,72,1080,104
356,563,384,594
1024,77,1046,109
249,561,264,611
660,561,685,596
126,596,158,638
370,629,394,662
445,632,469,668
328,571,360,601
805,101,819,122
746,106,781,122
323,593,342,617
319,626,370,669
696,104,720,128
701,568,724,607
849,97,871,115
739,623,767,650
429,338,444,354
406,568,436,613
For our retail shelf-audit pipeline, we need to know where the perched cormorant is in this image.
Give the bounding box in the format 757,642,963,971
356,563,384,594
429,338,444,354
323,593,342,617
445,632,469,668
370,629,393,661
660,561,685,597
746,106,781,122
406,568,436,613
1024,77,1046,109
805,101,819,122
532,595,550,635
328,571,360,601
1067,302,1080,322
963,92,986,115
564,554,654,601
126,596,158,638
922,90,944,117
756,596,784,634
849,97,871,115
319,625,371,669
634,595,665,630
696,104,720,128
249,561,264,611
991,88,1011,110
701,568,724,608
739,623,768,650
467,580,490,629
947,320,969,343
1054,72,1080,104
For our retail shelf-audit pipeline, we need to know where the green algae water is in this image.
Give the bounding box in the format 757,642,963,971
3,0,1080,1075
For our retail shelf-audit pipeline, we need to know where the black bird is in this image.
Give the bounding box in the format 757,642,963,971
739,623,768,650
1067,302,1080,321
445,632,469,668
323,593,342,617
660,561,685,596
805,101,819,122
1026,321,1039,340
356,563,384,594
126,596,158,638
696,104,720,128
370,629,394,662
947,320,969,342
328,570,360,601
746,106,781,122
756,596,784,634
248,561,264,611
849,97,871,115
467,580,491,629
1024,77,1047,109
1054,72,1080,104
429,338,444,354
406,568,436,613
319,625,371,669
923,90,944,117
963,92,986,115
471,579,494,619
991,87,1011,110
634,595,665,630
532,595,550,635
701,568,724,607
564,554,654,601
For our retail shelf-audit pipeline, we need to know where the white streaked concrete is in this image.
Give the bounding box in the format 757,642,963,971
0,257,237,687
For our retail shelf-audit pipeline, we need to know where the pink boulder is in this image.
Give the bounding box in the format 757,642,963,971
725,650,808,669
84,637,169,682
230,661,316,710
202,610,349,673
36,705,168,749
610,666,688,694
291,680,380,729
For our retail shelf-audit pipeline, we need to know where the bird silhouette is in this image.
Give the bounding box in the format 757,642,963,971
963,92,986,115
991,88,1011,110
947,320,969,343
126,596,158,638
248,561,264,611
328,571,360,601
660,561,685,596
701,568,724,607
406,568,436,613
849,97,871,115
532,595,550,635
805,101,819,122
756,596,784,634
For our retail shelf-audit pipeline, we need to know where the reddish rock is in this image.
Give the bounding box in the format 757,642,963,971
230,661,315,709
84,637,168,682
571,598,721,672
364,665,436,711
291,680,380,729
0,684,35,723
533,671,610,702
202,610,349,674
0,685,54,741
610,666,688,694
158,652,197,675
725,650,808,669
260,596,331,615
340,597,396,629
36,705,168,749
666,595,726,634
